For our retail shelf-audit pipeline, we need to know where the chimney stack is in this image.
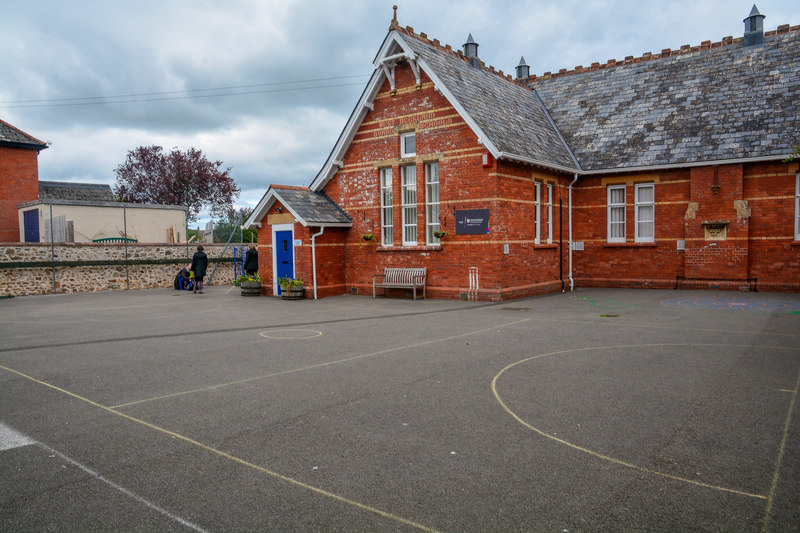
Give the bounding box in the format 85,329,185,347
463,34,481,68
743,5,766,46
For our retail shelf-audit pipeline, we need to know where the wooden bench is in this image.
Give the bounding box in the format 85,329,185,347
373,267,427,300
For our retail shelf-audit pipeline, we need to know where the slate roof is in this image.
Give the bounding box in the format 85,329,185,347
39,181,116,203
0,119,48,150
400,30,579,171
531,29,800,171
273,187,352,226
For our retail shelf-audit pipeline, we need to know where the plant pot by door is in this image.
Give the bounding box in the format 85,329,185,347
281,285,304,300
240,281,262,297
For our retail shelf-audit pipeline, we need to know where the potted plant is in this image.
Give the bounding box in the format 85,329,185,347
433,230,449,239
361,233,376,242
236,273,262,296
279,277,304,300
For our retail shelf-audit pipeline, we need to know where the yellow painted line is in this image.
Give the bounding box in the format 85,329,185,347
534,315,800,339
112,319,530,409
762,368,800,532
0,364,442,533
490,343,795,501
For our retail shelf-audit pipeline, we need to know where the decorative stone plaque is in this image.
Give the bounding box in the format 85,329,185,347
702,220,729,240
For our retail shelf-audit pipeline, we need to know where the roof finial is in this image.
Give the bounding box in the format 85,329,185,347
392,5,398,25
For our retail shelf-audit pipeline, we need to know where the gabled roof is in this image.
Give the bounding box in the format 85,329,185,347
308,25,579,192
398,28,579,172
244,185,352,229
531,27,800,172
39,181,115,203
257,12,799,225
0,119,48,151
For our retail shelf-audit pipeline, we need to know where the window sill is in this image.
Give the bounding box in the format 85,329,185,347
377,245,442,252
533,243,559,249
603,241,657,248
791,241,800,247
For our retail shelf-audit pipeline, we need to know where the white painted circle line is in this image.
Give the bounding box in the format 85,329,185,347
260,329,323,339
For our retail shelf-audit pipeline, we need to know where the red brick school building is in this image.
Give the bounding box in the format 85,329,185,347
245,6,800,300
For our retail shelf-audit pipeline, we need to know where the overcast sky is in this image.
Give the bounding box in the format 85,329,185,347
2,0,798,215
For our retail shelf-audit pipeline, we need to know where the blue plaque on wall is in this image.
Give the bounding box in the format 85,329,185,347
455,209,490,235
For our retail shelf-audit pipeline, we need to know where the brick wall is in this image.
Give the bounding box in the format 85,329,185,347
252,60,800,299
0,145,40,242
317,65,570,300
744,162,800,290
572,169,689,288
572,161,800,291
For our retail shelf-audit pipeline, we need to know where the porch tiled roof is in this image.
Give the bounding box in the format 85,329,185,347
273,187,352,226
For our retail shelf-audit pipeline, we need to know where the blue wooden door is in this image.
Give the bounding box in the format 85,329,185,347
23,210,39,242
275,230,293,294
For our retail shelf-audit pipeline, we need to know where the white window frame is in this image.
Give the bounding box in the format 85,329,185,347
425,162,440,245
607,185,626,243
534,181,541,244
400,132,416,158
380,167,393,246
547,183,553,244
635,182,655,243
401,165,417,246
795,173,800,240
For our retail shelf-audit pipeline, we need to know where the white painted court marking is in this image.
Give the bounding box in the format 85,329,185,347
0,422,35,451
0,422,208,533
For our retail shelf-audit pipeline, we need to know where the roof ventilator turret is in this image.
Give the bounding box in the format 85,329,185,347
463,34,481,69
743,5,766,46
515,56,530,80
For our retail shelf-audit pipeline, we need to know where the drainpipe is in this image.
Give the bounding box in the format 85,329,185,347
311,226,325,300
568,173,579,291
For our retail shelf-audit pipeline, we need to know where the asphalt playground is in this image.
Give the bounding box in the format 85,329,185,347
1,286,798,532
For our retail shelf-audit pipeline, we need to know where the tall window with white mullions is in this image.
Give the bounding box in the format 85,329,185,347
401,165,417,245
608,185,626,243
635,183,655,243
534,181,541,244
425,162,440,244
380,168,393,246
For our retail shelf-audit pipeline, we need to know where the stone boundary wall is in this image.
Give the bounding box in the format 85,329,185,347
0,243,237,297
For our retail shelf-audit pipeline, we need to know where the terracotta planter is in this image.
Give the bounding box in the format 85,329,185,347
240,281,261,297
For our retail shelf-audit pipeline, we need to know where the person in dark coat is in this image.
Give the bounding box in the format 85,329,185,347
243,244,258,276
174,265,191,290
190,245,208,294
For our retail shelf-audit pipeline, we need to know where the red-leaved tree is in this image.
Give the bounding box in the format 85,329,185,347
113,145,240,221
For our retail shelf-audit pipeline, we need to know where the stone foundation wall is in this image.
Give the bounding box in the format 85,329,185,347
0,243,237,297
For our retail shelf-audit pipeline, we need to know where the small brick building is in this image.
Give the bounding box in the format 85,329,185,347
0,120,48,242
247,7,800,299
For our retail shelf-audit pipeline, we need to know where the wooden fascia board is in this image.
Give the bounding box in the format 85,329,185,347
496,152,580,174
309,70,384,192
310,31,420,192
578,154,796,175
244,190,276,228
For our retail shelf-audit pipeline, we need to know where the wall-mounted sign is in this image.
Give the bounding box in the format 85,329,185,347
455,209,490,235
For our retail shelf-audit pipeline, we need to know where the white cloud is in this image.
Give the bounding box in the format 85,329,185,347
3,0,799,209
